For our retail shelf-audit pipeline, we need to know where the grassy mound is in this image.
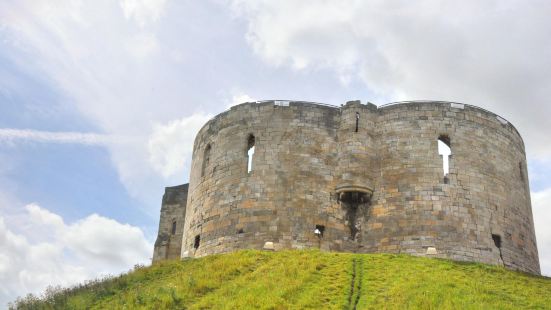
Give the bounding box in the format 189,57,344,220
10,250,551,309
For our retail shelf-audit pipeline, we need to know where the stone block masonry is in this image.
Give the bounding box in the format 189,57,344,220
154,100,540,275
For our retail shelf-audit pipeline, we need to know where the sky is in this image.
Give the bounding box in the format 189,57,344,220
0,0,550,305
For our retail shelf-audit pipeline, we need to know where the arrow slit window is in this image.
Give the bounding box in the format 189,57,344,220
247,134,255,173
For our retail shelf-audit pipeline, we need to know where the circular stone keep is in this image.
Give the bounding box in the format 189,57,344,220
180,100,540,275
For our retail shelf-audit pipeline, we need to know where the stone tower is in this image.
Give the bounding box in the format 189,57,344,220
152,184,188,262
154,100,540,275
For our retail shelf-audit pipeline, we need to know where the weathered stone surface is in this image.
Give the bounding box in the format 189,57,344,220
154,100,539,275
152,184,188,262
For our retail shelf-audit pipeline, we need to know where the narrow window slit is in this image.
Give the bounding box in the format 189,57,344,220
247,134,255,173
355,112,360,132
201,144,211,177
438,135,451,181
171,220,177,235
519,162,525,183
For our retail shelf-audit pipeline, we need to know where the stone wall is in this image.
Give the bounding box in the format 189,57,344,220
153,184,188,262
369,102,539,273
177,100,539,274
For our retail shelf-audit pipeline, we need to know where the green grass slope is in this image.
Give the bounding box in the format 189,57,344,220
10,250,551,309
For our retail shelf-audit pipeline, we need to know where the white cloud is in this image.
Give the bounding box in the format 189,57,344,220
65,214,152,267
148,113,212,178
120,0,167,27
0,203,152,306
223,92,257,110
230,0,551,158
125,32,160,60
25,204,65,241
230,93,256,107
0,128,123,146
532,188,551,276
0,1,213,207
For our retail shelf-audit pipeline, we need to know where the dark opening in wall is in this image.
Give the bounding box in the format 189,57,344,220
438,135,451,146
237,228,244,234
194,235,201,250
355,112,360,133
492,234,504,262
171,220,177,235
315,225,325,237
339,191,371,241
201,144,211,177
437,135,451,179
247,134,255,173
492,234,501,248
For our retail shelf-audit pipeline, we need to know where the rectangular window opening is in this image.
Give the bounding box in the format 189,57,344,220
315,224,325,237
247,135,255,173
438,135,451,178
492,233,504,262
171,220,177,235
194,235,201,249
492,234,501,249
247,146,255,173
